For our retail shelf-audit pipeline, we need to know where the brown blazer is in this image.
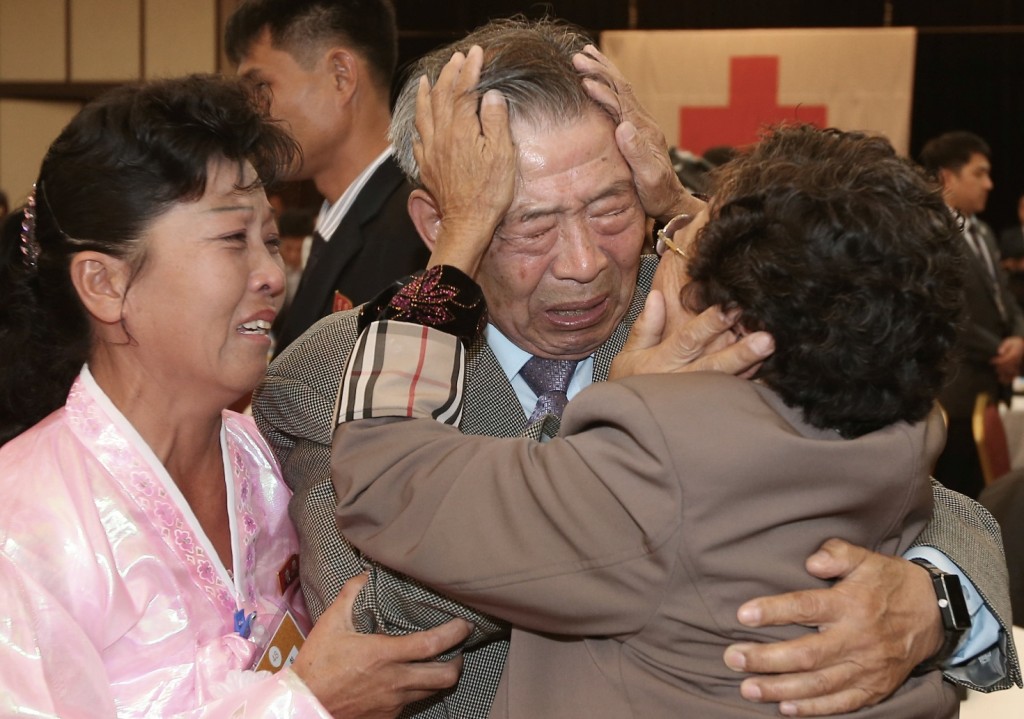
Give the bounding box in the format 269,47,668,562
333,373,957,718
256,255,1018,716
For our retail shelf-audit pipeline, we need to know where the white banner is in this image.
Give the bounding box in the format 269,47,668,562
600,28,916,156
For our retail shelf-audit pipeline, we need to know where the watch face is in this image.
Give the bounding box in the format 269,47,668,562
940,574,972,631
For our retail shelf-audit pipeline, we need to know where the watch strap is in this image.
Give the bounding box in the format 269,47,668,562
909,558,971,674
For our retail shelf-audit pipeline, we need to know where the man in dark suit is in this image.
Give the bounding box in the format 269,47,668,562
226,0,429,356
254,20,1019,718
922,132,1024,498
998,192,1024,310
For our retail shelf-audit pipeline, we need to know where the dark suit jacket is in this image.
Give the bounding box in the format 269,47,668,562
941,218,1024,417
999,224,1024,260
253,255,1018,715
272,155,429,355
998,224,1024,312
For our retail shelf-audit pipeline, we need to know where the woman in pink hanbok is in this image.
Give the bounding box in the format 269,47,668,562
0,75,467,718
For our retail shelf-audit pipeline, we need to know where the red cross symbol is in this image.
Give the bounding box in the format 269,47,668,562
679,56,827,155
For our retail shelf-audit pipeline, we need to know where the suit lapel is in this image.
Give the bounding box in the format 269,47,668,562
289,158,408,322
460,335,529,438
593,254,658,382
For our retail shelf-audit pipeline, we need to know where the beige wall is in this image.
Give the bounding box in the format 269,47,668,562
0,0,67,81
0,102,82,209
146,0,218,79
71,0,142,81
0,0,221,207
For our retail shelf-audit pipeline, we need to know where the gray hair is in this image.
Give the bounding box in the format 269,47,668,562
390,17,600,184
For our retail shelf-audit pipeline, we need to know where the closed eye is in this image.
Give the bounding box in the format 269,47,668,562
590,206,637,234
496,226,558,252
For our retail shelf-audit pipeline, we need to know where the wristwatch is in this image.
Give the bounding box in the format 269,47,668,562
909,558,972,674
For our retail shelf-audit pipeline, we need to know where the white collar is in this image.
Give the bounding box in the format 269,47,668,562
315,146,393,241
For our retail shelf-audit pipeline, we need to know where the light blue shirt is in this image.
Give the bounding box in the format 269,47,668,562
484,323,999,664
485,323,594,414
904,546,998,663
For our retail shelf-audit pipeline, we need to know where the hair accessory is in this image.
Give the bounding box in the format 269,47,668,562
19,185,40,270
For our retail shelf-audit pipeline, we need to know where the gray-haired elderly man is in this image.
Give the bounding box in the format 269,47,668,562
253,17,1018,718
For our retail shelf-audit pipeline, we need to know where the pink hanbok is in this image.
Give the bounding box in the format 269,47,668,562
0,367,330,717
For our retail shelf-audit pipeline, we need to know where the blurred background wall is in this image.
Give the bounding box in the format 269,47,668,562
2,1,1023,227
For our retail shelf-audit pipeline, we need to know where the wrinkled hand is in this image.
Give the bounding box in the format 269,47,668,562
415,45,516,276
293,574,472,719
991,336,1024,385
609,290,774,380
573,44,701,223
723,539,943,717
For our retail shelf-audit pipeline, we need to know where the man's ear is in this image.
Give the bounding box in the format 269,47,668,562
408,188,442,252
938,168,956,193
327,48,357,102
69,251,131,325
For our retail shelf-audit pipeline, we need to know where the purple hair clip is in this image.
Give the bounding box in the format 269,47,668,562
20,185,40,270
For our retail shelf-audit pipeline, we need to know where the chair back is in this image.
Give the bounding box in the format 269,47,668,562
972,392,1012,485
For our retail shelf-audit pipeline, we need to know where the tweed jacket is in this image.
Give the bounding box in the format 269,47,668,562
332,324,956,717
253,255,1018,717
940,217,1024,418
272,155,430,355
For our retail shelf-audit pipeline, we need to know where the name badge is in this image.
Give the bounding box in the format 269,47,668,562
253,609,306,673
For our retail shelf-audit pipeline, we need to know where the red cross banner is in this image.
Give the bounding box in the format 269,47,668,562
599,28,916,156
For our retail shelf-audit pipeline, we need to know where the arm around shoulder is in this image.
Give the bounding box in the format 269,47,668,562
915,479,1021,690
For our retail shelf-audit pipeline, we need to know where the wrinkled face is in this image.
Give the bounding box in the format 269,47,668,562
122,159,284,404
237,28,337,182
942,152,993,216
479,110,646,359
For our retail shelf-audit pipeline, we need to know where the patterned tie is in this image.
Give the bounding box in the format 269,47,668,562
520,357,579,424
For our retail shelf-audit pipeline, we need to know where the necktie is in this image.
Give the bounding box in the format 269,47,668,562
965,221,996,279
520,357,579,424
965,221,1006,318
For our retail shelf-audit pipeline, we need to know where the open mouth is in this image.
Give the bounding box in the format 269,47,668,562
545,297,609,329
238,319,272,335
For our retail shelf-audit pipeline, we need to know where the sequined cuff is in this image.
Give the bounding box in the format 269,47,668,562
357,265,485,341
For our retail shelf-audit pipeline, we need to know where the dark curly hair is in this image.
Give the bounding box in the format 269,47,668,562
0,74,299,446
685,125,964,438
